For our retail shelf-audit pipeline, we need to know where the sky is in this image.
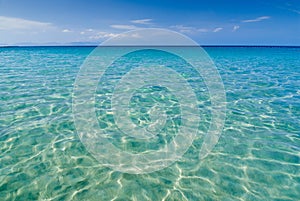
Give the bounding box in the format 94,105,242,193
0,0,299,45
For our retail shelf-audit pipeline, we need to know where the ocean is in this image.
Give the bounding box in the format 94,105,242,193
0,46,299,200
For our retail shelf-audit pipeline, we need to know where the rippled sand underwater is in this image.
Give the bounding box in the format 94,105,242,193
0,47,299,200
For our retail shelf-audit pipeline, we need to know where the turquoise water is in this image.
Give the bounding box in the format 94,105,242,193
0,46,299,200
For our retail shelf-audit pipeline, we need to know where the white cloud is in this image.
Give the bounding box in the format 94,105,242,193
110,24,138,30
62,29,72,33
171,25,194,33
289,9,300,15
0,16,53,31
213,27,223,32
170,25,208,34
130,19,153,24
89,31,119,39
232,25,240,31
242,16,270,23
0,16,122,44
197,28,209,33
80,29,94,35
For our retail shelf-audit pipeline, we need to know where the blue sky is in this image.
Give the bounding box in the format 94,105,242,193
0,0,299,45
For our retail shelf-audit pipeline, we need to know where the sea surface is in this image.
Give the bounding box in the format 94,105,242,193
0,46,299,200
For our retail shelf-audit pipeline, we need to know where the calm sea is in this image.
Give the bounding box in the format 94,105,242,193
0,46,299,200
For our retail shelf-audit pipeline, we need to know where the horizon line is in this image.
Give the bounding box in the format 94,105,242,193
1,45,300,48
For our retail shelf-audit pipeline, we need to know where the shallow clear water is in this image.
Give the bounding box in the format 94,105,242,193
0,46,299,200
